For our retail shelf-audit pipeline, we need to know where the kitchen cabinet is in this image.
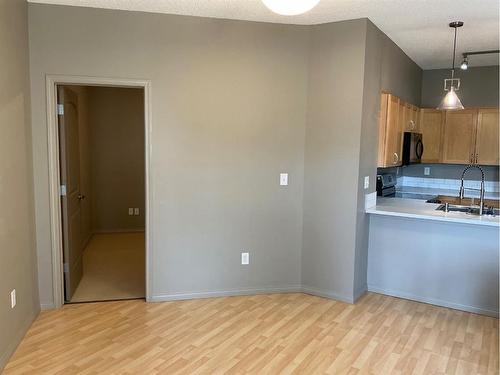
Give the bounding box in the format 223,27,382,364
441,109,477,164
475,109,499,165
419,109,444,163
403,103,419,132
378,93,403,167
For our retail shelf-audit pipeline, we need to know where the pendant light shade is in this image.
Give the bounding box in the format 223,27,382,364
438,21,465,111
262,0,320,15
437,87,464,110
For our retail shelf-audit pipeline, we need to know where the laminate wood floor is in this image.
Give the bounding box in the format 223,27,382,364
3,293,498,374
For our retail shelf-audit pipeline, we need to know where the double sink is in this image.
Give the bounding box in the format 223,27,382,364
426,195,500,217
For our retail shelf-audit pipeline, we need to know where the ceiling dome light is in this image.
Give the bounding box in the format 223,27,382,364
262,0,321,16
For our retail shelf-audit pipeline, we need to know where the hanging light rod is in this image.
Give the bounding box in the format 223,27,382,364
460,50,500,70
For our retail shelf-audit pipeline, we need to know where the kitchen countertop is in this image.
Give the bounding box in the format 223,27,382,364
366,197,500,227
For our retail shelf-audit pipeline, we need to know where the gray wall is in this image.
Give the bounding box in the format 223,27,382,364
0,0,39,370
29,4,308,306
421,66,499,108
354,21,423,299
301,20,367,302
368,215,499,317
88,87,145,233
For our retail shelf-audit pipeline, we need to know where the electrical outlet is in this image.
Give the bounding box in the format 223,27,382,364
280,173,288,186
424,167,431,176
134,208,140,216
364,176,370,190
128,208,134,216
241,252,249,265
10,289,16,309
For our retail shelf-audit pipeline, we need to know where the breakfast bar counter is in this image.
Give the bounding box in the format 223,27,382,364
366,197,499,317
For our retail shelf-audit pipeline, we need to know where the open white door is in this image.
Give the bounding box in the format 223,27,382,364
58,86,84,302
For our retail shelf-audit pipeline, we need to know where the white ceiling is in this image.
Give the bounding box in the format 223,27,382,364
28,0,500,69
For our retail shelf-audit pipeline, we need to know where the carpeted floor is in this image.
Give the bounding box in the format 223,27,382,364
70,232,145,303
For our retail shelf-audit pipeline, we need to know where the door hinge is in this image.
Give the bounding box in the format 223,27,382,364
60,185,67,196
57,104,64,116
63,263,69,273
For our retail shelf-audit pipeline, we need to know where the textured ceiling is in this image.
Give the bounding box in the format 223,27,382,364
28,0,500,69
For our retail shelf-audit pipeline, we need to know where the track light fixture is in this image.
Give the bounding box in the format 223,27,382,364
460,50,500,70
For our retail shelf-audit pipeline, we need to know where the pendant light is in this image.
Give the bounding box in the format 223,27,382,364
437,21,464,110
262,0,320,16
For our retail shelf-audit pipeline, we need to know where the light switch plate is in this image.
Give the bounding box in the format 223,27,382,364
134,208,140,216
280,173,288,186
424,167,431,176
10,289,16,309
364,176,370,190
128,208,134,216
241,252,249,265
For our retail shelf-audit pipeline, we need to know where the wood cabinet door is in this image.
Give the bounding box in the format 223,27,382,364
419,109,444,163
442,109,477,164
383,94,403,166
475,108,499,165
403,103,419,132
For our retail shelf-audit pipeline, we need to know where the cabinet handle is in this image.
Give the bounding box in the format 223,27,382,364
475,154,479,164
393,152,399,164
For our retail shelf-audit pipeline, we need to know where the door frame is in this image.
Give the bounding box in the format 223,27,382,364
46,75,153,308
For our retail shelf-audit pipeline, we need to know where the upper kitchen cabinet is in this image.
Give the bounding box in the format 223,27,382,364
475,108,500,165
441,109,477,164
419,109,444,163
403,103,419,132
378,93,403,167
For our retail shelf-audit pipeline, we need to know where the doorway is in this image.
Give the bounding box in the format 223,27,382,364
46,76,152,307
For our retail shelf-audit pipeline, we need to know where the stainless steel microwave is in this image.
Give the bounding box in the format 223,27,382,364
402,132,424,165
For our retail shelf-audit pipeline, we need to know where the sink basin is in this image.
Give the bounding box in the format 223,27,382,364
436,204,500,216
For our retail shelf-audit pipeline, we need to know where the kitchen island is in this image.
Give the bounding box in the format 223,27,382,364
367,197,499,317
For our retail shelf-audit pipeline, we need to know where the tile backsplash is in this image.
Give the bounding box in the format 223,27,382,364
397,176,500,193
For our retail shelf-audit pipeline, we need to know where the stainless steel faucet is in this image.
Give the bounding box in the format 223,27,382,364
459,164,485,215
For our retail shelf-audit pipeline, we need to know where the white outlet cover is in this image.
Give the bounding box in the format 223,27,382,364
280,173,288,186
364,176,370,189
241,252,249,265
424,167,431,176
10,289,16,308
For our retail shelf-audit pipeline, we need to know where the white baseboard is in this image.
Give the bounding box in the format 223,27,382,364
353,285,367,302
368,285,499,318
149,285,302,302
40,302,56,310
93,228,145,234
0,312,38,371
301,285,355,304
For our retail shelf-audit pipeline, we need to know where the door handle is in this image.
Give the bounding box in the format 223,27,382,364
475,154,478,164
78,194,86,201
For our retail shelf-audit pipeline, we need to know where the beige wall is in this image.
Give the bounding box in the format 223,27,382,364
301,20,367,302
29,4,308,306
0,0,39,370
88,87,145,233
